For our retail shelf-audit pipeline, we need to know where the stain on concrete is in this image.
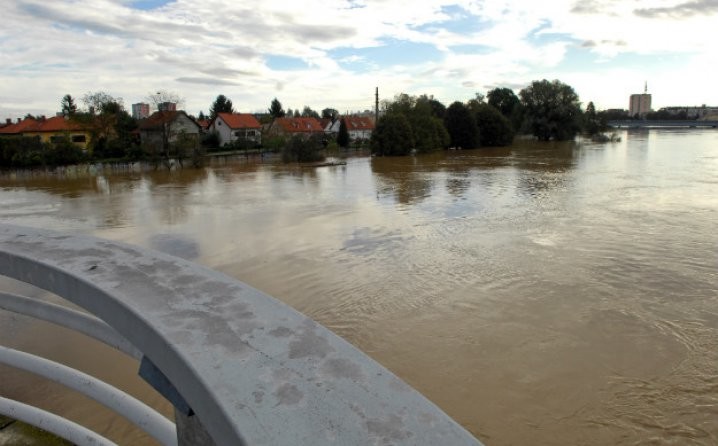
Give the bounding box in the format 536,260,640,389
321,358,365,381
274,383,303,406
253,391,264,404
366,414,412,445
269,327,293,338
288,325,334,359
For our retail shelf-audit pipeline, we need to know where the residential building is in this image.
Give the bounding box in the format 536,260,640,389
326,116,375,141
656,105,718,119
0,116,91,150
629,83,652,118
158,102,177,112
132,103,150,120
209,113,262,147
267,117,325,138
138,111,200,149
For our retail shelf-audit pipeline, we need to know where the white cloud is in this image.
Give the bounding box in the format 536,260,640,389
1,0,716,118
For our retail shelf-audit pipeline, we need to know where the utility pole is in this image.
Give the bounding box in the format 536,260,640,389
375,87,379,123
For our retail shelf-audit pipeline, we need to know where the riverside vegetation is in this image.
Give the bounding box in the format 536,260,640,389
1,79,614,169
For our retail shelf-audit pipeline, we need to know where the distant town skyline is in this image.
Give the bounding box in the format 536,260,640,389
2,0,717,118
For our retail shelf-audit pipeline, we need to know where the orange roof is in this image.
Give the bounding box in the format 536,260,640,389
0,117,40,134
0,116,90,134
35,116,87,132
217,113,261,129
342,116,374,131
138,111,198,130
273,117,324,133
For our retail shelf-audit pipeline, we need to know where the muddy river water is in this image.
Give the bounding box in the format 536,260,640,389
1,129,717,445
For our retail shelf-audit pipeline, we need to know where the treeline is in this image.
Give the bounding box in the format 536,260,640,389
372,79,612,156
0,135,87,168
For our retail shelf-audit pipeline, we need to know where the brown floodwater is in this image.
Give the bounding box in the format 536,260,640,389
1,129,718,445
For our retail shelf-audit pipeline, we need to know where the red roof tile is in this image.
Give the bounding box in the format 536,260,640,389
36,116,87,132
217,113,261,129
273,117,325,133
342,116,375,131
0,118,40,134
138,111,198,130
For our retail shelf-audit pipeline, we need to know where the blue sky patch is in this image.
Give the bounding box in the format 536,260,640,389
266,55,310,71
411,5,491,34
329,40,442,71
130,0,174,11
558,45,689,72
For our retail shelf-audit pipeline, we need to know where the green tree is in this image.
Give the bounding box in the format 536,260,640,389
269,98,285,118
209,95,234,121
78,91,126,151
60,94,77,116
282,134,325,163
444,101,479,149
321,108,338,119
583,101,606,136
337,118,350,148
487,88,519,118
519,79,582,141
371,114,414,156
472,103,514,146
385,93,416,116
301,106,320,119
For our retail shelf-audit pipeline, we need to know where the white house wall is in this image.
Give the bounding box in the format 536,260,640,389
211,116,261,147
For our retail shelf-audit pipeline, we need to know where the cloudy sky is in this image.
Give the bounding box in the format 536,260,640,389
1,0,716,118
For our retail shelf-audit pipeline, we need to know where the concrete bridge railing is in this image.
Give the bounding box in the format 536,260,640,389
0,224,481,445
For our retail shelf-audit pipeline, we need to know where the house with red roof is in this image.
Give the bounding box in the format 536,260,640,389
267,117,325,138
138,111,200,150
326,116,375,141
209,113,262,147
0,116,91,150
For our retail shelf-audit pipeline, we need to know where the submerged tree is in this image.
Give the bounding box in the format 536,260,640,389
282,134,325,163
487,88,520,118
337,118,350,148
371,113,414,156
444,101,479,149
583,101,608,136
472,103,514,147
519,79,582,141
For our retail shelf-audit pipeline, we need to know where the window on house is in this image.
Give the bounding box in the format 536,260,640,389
72,135,86,143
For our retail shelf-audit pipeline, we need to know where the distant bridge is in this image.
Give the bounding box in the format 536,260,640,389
608,120,718,129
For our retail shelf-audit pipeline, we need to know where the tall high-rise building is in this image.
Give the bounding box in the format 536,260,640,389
629,82,652,118
158,102,177,112
132,103,150,120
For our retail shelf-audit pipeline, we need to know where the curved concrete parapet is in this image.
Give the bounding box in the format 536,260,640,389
0,224,482,446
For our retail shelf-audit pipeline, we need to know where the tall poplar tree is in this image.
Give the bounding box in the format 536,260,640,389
209,95,234,121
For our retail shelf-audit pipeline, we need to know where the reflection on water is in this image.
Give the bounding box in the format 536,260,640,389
2,129,718,445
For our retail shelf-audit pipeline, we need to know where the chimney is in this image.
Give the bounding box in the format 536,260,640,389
17,118,21,123
41,115,46,121
5,118,10,125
